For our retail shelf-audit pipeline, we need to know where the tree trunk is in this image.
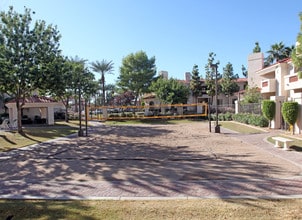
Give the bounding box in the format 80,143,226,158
102,74,105,106
16,97,23,134
65,97,69,122
74,89,78,112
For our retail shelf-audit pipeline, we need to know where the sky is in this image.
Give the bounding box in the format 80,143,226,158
1,0,301,85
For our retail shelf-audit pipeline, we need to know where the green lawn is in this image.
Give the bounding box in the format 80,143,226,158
0,199,301,220
0,121,78,152
219,121,266,134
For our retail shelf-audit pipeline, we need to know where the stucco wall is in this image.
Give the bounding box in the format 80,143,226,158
247,52,264,88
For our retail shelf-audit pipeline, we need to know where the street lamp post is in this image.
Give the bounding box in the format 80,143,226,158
208,97,211,132
210,63,220,133
78,83,84,137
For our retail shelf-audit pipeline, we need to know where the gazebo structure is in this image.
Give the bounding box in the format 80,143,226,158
5,96,64,125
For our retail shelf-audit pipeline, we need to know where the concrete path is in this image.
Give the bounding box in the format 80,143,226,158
0,122,302,200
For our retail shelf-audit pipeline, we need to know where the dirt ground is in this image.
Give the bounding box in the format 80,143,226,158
1,122,300,181
0,121,302,199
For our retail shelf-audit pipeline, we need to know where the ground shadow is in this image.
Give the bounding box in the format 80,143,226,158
0,134,16,145
290,145,302,152
0,122,301,219
0,200,95,220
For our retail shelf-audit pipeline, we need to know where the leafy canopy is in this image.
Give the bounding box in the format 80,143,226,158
205,52,221,100
241,86,262,104
0,6,61,132
150,77,190,104
292,12,302,74
190,64,203,98
282,102,299,135
262,100,275,128
220,62,239,97
118,51,156,105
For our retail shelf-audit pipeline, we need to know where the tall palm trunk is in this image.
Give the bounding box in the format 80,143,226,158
101,74,105,106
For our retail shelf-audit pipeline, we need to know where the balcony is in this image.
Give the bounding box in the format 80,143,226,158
261,79,276,93
284,74,302,91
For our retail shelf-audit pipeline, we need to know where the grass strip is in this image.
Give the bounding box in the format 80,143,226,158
0,121,78,152
220,121,265,134
0,199,301,220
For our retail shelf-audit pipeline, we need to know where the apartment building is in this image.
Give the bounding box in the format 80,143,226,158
248,52,302,134
143,71,247,112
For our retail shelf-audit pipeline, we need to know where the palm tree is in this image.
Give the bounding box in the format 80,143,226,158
266,42,285,65
265,42,294,65
284,45,295,58
91,60,114,106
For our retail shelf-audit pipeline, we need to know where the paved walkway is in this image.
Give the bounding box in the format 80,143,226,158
0,122,302,200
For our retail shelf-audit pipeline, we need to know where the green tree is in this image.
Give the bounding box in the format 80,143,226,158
220,62,239,106
241,65,248,78
150,77,190,104
205,52,221,104
189,64,202,102
262,100,276,128
292,12,302,78
39,55,73,122
91,60,114,106
0,6,61,133
282,102,299,135
253,42,261,53
104,83,116,105
118,51,156,105
69,56,88,113
241,86,262,104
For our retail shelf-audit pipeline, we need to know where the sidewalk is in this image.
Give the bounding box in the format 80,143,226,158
0,122,302,200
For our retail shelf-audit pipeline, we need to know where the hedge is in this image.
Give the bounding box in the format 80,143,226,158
282,102,299,134
262,100,275,128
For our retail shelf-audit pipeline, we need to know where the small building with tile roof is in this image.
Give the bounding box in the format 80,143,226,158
5,95,64,125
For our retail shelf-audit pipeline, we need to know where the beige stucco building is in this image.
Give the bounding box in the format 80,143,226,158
143,71,247,113
248,52,302,134
5,96,64,125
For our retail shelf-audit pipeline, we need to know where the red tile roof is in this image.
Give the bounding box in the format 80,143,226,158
7,95,56,103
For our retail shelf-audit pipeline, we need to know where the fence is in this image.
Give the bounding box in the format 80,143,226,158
238,102,262,114
87,103,208,120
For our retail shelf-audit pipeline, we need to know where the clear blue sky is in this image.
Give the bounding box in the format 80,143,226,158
1,0,301,84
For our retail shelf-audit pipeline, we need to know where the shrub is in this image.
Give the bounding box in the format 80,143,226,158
125,112,133,117
256,116,270,127
218,114,225,121
232,113,268,127
224,112,233,121
262,100,275,128
282,102,299,134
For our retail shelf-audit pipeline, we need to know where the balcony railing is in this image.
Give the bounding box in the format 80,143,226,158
261,79,276,93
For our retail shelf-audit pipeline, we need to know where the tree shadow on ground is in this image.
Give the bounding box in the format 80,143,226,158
0,123,301,218
0,134,16,145
0,200,95,220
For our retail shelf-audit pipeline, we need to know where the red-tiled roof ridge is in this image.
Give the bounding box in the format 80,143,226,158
259,58,292,72
7,95,56,103
278,58,291,63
